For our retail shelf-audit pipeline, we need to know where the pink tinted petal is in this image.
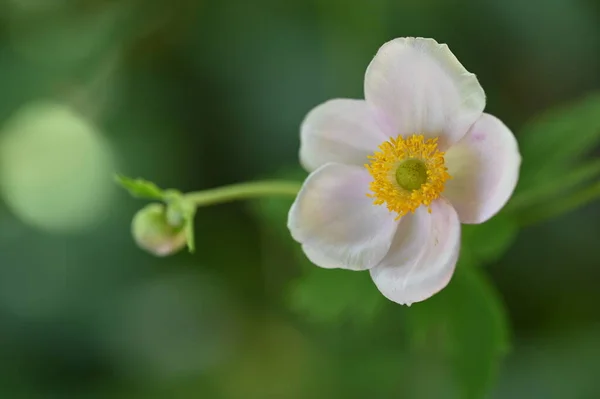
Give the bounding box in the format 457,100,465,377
444,113,521,224
288,163,398,270
370,198,461,305
364,37,485,149
300,99,386,172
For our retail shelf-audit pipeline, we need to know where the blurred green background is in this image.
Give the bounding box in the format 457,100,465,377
0,0,599,398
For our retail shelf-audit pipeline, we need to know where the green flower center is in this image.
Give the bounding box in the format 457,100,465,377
395,159,428,191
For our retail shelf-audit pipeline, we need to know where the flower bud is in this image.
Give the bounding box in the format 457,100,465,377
132,203,186,256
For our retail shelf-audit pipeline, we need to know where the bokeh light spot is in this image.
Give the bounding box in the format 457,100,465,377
0,101,116,233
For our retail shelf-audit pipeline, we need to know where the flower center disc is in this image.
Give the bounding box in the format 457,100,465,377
365,134,451,219
395,159,428,191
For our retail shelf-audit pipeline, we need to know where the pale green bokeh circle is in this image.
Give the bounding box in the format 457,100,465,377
0,101,116,233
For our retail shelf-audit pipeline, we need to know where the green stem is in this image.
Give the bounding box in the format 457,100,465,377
519,180,600,226
184,180,302,207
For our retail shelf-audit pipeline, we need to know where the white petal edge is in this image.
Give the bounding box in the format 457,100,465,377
288,163,398,270
444,113,521,224
364,37,486,149
299,99,387,172
301,244,343,269
370,198,461,306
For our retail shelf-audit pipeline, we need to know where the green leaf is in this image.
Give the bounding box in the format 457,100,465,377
517,93,600,189
114,174,165,200
461,213,519,265
288,267,385,325
406,261,510,399
506,158,600,213
517,178,600,227
508,94,600,224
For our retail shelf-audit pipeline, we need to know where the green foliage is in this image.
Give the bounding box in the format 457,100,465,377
114,174,165,200
289,267,385,325
462,213,519,265
517,93,600,190
517,179,600,227
507,158,600,213
406,260,510,399
506,93,600,225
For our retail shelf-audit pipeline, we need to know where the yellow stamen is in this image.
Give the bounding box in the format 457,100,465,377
365,134,451,220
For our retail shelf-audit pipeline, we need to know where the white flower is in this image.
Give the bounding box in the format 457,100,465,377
288,37,521,305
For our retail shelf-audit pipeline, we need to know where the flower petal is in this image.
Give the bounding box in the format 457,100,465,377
364,37,485,149
444,113,521,224
300,99,386,172
288,163,398,270
370,198,461,305
301,244,342,269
